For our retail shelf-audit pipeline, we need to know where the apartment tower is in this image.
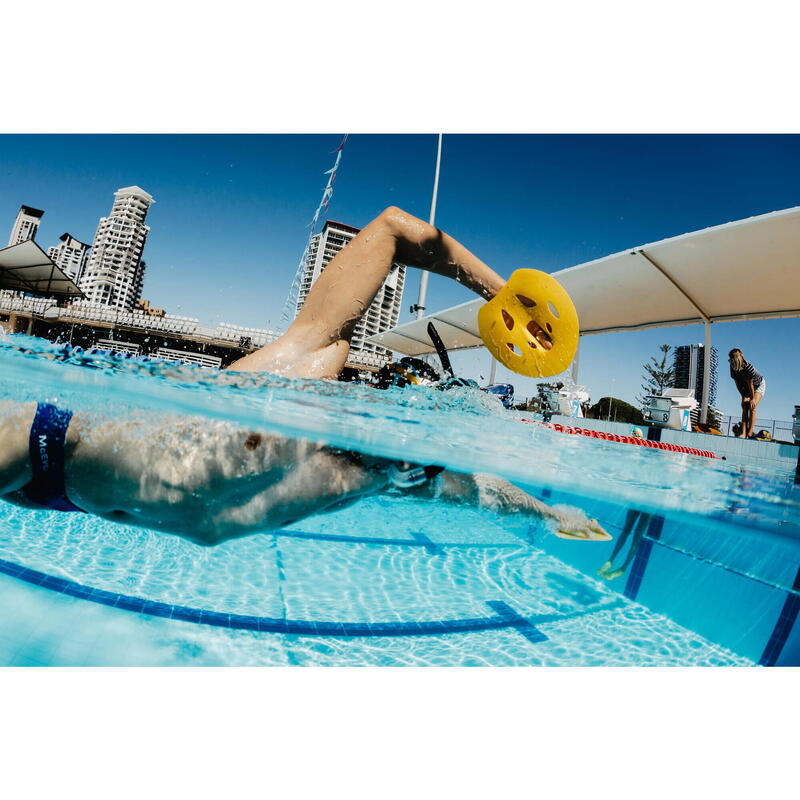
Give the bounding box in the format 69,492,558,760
295,220,405,358
79,186,154,309
48,233,91,282
673,343,721,426
8,205,45,247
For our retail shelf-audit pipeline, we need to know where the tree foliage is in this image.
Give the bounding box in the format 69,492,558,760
638,344,675,405
585,397,645,424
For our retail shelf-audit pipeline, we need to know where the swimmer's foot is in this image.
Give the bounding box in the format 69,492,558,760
604,568,626,580
597,561,613,576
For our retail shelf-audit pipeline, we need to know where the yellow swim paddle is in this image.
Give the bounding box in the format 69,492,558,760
555,527,613,542
478,269,579,378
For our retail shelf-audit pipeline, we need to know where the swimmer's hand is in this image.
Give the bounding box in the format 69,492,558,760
550,505,611,542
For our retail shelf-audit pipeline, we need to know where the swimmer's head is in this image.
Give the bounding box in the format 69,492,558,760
631,427,644,439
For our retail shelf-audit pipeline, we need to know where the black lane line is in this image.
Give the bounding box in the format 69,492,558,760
276,527,521,549
0,557,534,640
759,565,800,667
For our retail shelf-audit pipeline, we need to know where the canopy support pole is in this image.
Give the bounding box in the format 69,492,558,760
638,248,715,427
701,321,712,424
571,336,581,384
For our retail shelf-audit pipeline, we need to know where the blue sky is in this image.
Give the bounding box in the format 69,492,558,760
1,133,798,422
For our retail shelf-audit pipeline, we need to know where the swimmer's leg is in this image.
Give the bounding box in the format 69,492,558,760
229,206,505,379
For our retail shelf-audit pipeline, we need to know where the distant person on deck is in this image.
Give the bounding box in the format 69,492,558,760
728,348,765,439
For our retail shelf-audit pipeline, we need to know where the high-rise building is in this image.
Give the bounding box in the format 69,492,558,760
8,205,45,247
79,186,154,310
673,343,721,426
295,220,405,358
48,233,91,282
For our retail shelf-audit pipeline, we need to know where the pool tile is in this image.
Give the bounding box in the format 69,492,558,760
141,601,174,619
114,596,148,613
199,610,230,627
228,614,259,630
170,606,203,623
88,589,119,606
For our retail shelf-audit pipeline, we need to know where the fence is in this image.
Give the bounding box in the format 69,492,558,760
0,292,280,348
719,414,795,442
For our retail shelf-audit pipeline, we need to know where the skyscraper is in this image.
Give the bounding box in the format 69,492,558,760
48,233,91,283
8,205,44,247
79,186,154,310
673,343,720,425
295,220,405,358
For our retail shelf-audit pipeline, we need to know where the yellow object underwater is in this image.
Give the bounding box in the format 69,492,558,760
478,269,579,378
556,528,613,542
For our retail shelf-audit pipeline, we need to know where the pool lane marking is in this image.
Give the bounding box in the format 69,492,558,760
485,601,548,644
0,556,548,640
276,527,521,550
644,537,800,597
409,532,441,554
759,565,800,667
623,516,665,602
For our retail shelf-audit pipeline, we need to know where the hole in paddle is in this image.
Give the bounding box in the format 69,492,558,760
516,294,536,308
527,321,553,350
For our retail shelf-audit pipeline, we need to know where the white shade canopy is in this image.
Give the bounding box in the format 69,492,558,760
0,239,83,299
367,206,800,356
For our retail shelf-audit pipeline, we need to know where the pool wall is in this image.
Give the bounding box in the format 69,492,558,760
520,483,800,666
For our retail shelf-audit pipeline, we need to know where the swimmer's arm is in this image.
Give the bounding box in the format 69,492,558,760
418,470,608,538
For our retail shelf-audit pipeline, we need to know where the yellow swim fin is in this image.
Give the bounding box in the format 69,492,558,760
478,269,579,378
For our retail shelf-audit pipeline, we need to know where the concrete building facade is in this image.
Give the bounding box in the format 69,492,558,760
8,205,44,247
78,186,154,310
48,233,91,282
295,220,405,358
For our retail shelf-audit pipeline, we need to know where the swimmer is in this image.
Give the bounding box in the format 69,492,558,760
0,207,608,545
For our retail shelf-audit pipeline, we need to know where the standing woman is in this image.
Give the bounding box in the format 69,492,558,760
728,348,765,438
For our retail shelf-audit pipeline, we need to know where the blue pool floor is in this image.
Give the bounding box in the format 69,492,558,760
0,546,752,667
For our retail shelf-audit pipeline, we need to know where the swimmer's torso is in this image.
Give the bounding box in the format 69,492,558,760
0,404,387,546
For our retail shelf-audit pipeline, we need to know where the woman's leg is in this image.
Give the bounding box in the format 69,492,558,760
618,512,651,572
740,397,750,438
598,509,636,575
747,392,764,437
229,207,505,379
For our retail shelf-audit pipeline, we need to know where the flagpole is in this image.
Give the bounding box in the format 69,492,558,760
413,133,443,320
279,135,348,328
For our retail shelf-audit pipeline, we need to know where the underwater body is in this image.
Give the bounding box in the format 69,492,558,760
0,335,798,666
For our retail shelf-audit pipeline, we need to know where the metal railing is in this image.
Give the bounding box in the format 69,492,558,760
719,414,795,441
0,292,280,348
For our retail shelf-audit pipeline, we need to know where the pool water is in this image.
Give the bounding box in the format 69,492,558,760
0,335,798,666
